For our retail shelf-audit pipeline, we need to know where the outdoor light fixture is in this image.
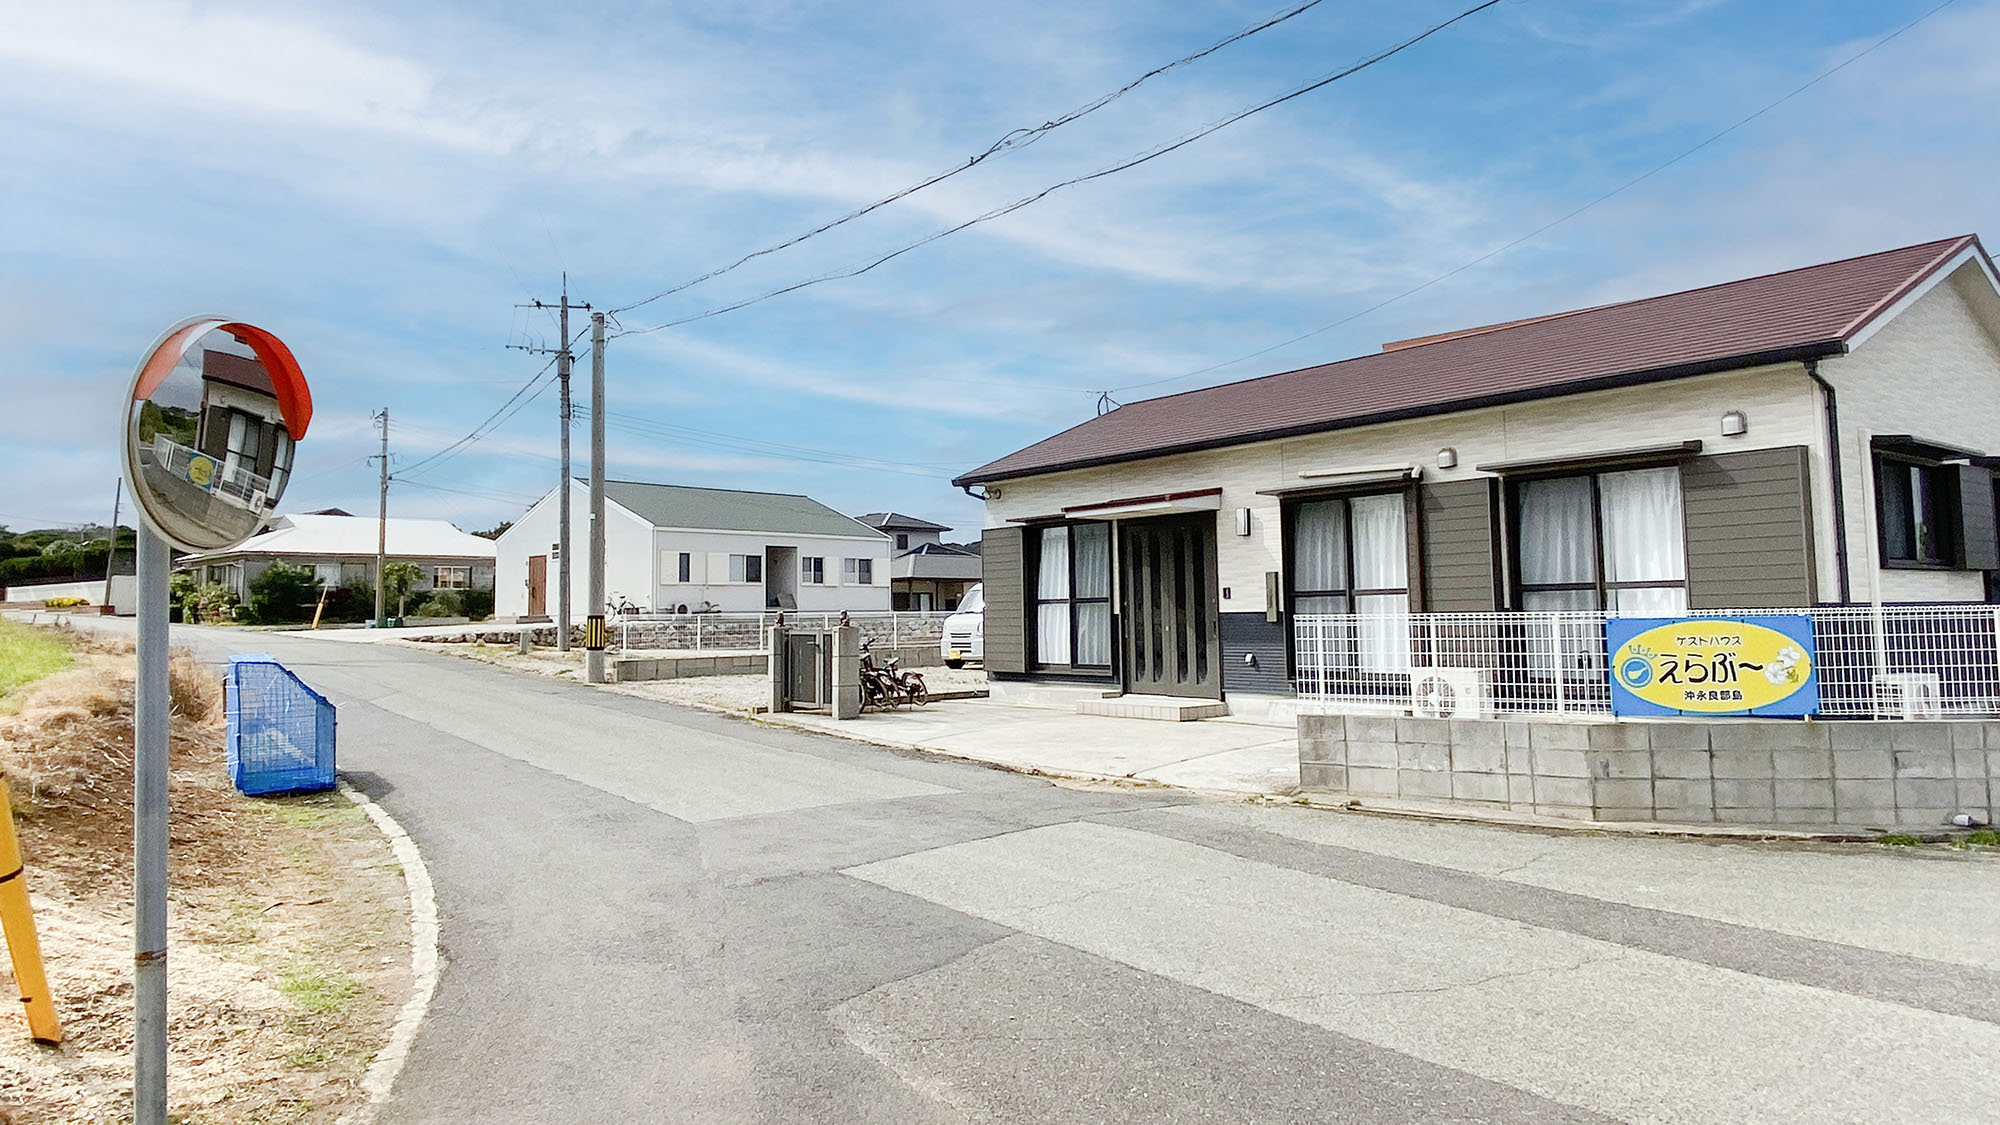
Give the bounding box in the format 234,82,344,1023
1721,410,1748,436
1437,447,1458,469
1235,507,1252,536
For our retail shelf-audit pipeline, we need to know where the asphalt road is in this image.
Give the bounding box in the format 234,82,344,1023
147,625,2000,1122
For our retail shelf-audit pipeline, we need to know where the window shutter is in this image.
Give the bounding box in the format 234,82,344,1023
981,526,1027,674
1958,464,1999,572
707,552,730,583
1682,447,1815,608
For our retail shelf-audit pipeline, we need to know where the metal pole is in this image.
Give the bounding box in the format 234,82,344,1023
585,311,607,683
557,278,572,653
133,527,170,1124
374,408,389,626
103,479,122,612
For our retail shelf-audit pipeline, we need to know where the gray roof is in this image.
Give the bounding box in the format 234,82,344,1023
856,511,952,532
599,480,886,539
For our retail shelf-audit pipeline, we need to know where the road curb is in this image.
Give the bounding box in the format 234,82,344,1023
336,780,442,1125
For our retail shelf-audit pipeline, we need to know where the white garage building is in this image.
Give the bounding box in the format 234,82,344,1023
495,479,892,618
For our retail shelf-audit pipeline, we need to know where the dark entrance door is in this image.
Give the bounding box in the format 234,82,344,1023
1119,514,1222,699
527,554,547,617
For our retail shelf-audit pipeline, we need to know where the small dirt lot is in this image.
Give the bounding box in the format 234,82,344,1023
0,624,409,1124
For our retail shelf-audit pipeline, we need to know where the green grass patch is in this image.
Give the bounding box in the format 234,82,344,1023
284,1046,330,1069
0,619,72,699
1960,828,1999,847
277,967,360,1014
1878,833,1923,846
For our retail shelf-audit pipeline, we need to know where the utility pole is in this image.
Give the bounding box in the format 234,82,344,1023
586,311,608,683
103,478,122,611
512,282,589,647
373,408,390,626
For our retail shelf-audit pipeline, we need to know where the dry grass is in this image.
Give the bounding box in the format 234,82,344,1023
0,626,409,1123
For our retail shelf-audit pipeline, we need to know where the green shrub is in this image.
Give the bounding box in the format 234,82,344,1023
461,587,494,621
318,577,377,624
243,562,318,625
414,590,462,618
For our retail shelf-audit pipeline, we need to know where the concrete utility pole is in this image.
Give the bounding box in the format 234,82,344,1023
102,478,121,611
374,408,389,626
556,277,573,651
512,284,590,645
586,310,608,683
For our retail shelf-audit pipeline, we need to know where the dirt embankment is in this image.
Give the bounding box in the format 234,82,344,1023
1,629,410,1124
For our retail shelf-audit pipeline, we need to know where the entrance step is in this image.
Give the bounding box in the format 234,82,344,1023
1076,695,1230,722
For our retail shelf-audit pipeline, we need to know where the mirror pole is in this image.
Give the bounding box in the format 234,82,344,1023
133,525,171,1125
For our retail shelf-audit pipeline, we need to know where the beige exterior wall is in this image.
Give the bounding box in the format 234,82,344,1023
1820,262,2000,603
984,365,1822,612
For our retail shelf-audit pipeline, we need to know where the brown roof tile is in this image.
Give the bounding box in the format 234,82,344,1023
956,235,1982,486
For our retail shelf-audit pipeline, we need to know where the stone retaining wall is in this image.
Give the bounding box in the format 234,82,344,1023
1297,714,1999,828
613,642,941,683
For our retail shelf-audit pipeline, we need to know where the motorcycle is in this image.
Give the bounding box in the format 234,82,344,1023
860,639,928,709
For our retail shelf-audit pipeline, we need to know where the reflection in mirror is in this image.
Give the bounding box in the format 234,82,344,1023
128,323,305,552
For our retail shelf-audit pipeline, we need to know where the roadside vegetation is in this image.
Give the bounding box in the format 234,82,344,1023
0,624,410,1123
0,619,72,699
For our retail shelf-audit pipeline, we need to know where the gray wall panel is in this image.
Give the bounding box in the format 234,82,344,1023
981,526,1028,673
1220,612,1290,696
1420,479,1498,611
1683,447,1816,609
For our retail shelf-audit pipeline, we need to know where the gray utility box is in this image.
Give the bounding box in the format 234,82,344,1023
769,625,860,718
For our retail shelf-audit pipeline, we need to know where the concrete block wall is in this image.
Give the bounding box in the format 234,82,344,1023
1298,714,1999,828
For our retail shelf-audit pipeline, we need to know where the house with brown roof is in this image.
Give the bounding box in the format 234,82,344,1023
955,235,2000,722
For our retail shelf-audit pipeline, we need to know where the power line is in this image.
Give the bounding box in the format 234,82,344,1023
610,0,1505,338
1103,0,1962,397
394,478,542,506
610,0,1333,317
394,326,588,480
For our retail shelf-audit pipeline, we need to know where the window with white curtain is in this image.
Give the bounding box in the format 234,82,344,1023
1287,493,1410,674
1033,523,1111,669
1515,465,1687,615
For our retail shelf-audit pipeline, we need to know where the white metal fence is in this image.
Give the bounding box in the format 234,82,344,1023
1294,605,2000,720
616,611,953,653
151,433,269,509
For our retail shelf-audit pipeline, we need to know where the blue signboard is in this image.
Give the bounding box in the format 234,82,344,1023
1604,615,1820,718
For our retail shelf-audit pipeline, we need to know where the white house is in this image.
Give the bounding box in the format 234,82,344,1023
955,234,2000,718
179,513,497,602
495,480,893,618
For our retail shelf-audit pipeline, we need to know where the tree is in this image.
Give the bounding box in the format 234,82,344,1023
382,561,424,620
244,562,318,625
473,521,513,540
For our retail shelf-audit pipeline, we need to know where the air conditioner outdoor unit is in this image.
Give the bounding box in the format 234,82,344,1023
1871,672,1943,720
1410,667,1496,719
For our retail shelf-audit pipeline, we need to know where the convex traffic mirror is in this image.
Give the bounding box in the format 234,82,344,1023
123,317,312,552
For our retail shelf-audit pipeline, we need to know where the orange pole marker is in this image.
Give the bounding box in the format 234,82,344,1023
0,776,62,1043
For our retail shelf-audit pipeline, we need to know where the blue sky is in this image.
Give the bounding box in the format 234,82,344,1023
3,0,1996,539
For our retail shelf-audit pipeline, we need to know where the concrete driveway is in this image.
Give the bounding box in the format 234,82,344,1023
87,620,2000,1121
771,697,1302,793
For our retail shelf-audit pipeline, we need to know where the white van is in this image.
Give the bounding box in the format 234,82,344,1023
940,583,983,669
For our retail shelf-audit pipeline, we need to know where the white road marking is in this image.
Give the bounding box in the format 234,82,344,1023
847,822,2000,1124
